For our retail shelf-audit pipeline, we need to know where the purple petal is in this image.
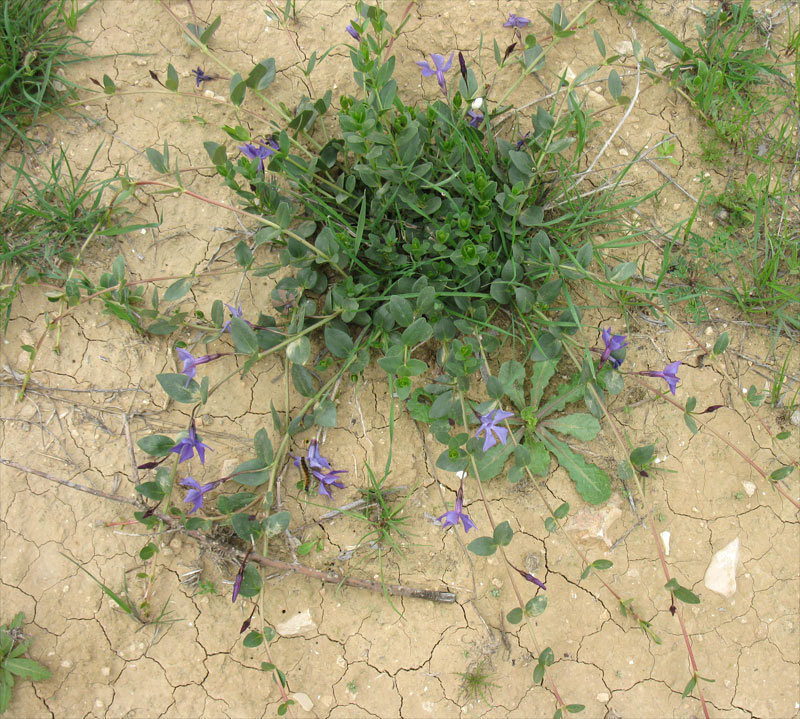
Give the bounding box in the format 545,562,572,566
416,61,435,76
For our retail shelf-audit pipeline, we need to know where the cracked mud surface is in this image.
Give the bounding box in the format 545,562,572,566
1,1,798,717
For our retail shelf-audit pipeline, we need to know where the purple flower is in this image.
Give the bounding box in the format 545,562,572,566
170,424,212,464
504,13,531,28
346,21,360,40
640,361,682,395
599,327,627,369
437,480,476,532
222,303,244,333
180,476,218,514
238,137,279,173
191,67,212,86
512,565,546,590
516,131,531,150
466,110,484,128
475,409,514,452
176,348,226,386
292,439,346,499
416,52,454,95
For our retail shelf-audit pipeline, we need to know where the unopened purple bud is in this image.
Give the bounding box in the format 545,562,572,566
458,51,468,83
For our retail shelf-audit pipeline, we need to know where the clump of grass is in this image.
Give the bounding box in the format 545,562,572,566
0,144,118,332
458,658,499,704
0,0,95,150
640,0,787,146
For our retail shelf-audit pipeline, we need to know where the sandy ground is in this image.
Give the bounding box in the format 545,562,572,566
1,1,799,718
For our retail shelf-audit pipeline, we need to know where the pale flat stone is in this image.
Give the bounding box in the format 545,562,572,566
704,537,740,598
276,608,316,636
660,531,671,556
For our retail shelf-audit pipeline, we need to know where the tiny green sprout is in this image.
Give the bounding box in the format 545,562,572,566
458,659,498,704
489,587,501,598
346,680,357,693
197,579,217,595
734,491,744,501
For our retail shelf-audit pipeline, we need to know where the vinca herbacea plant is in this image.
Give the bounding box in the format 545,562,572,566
8,1,798,717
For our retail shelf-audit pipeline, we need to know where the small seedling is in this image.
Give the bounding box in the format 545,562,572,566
458,659,498,704
0,612,51,716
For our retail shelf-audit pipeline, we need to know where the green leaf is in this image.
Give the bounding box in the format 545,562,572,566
544,516,557,533
237,563,261,598
253,428,273,465
234,241,253,268
165,63,179,91
314,398,337,427
665,579,701,605
530,360,557,409
507,608,523,624
592,559,613,570
630,444,654,466
291,364,317,397
246,58,276,90
543,413,601,441
286,336,311,365
265,511,291,536
135,481,165,502
525,595,547,616
137,434,175,456
230,316,258,354
156,373,197,403
540,431,611,504
324,326,353,358
163,277,192,302
232,513,262,542
466,536,498,556
498,360,525,409
493,521,513,546
145,146,168,174
608,69,622,100
553,502,569,519
218,492,256,514
533,664,545,685
527,438,551,476
401,317,433,347
769,465,794,482
593,30,606,57
518,205,544,227
682,675,697,699
243,631,263,648
712,332,729,355
539,647,555,666
231,458,270,487
388,295,414,326
102,73,115,94
4,658,51,681
566,705,585,714
473,437,515,481
608,260,637,283
684,413,698,434
139,542,157,560
230,72,246,106
199,15,221,43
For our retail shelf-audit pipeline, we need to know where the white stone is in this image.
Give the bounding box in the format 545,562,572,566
292,693,313,711
276,609,316,636
742,481,756,497
660,531,671,556
704,537,740,598
790,410,800,426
